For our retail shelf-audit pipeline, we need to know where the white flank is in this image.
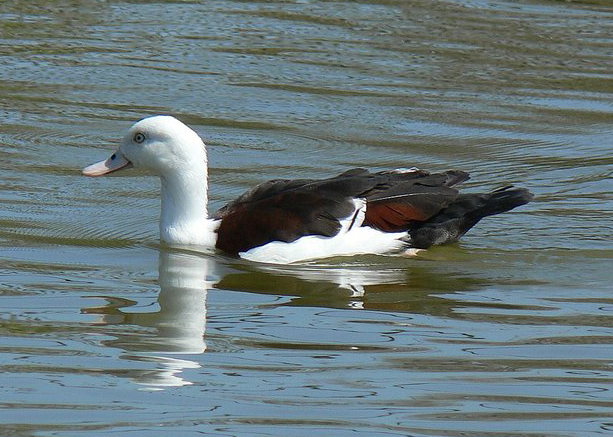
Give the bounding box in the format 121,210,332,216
239,199,408,264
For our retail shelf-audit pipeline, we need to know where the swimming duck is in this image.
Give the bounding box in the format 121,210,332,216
83,115,532,263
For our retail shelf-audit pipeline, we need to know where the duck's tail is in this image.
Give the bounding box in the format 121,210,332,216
470,186,534,218
408,186,533,249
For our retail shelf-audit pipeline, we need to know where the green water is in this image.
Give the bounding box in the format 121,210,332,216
1,1,613,436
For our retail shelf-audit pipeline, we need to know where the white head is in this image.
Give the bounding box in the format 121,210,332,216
82,115,207,178
83,116,215,247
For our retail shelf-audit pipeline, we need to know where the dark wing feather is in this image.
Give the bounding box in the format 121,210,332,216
213,168,472,255
363,170,469,232
213,168,380,255
408,186,534,248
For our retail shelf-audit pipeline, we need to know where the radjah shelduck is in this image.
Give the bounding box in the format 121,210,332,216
83,115,533,264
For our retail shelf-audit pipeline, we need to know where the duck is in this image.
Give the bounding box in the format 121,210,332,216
82,115,533,264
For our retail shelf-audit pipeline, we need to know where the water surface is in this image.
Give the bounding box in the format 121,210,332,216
1,1,613,436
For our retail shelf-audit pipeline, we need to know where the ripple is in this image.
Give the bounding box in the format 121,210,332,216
1,1,613,437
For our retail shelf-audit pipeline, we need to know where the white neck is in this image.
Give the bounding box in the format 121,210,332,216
159,165,217,248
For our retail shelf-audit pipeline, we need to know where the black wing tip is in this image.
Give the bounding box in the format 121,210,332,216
483,186,534,216
491,185,534,202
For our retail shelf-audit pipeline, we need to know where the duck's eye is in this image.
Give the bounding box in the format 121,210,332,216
133,132,146,144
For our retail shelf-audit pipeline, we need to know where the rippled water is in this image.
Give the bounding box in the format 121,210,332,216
2,1,613,436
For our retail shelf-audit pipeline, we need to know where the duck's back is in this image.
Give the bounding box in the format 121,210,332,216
212,167,529,258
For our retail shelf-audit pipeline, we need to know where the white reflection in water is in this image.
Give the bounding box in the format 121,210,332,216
83,250,413,387
84,249,214,387
132,249,212,387
155,250,212,354
255,263,412,309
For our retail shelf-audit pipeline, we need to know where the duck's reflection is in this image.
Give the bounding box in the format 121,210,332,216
84,249,214,388
83,247,493,388
217,256,492,315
